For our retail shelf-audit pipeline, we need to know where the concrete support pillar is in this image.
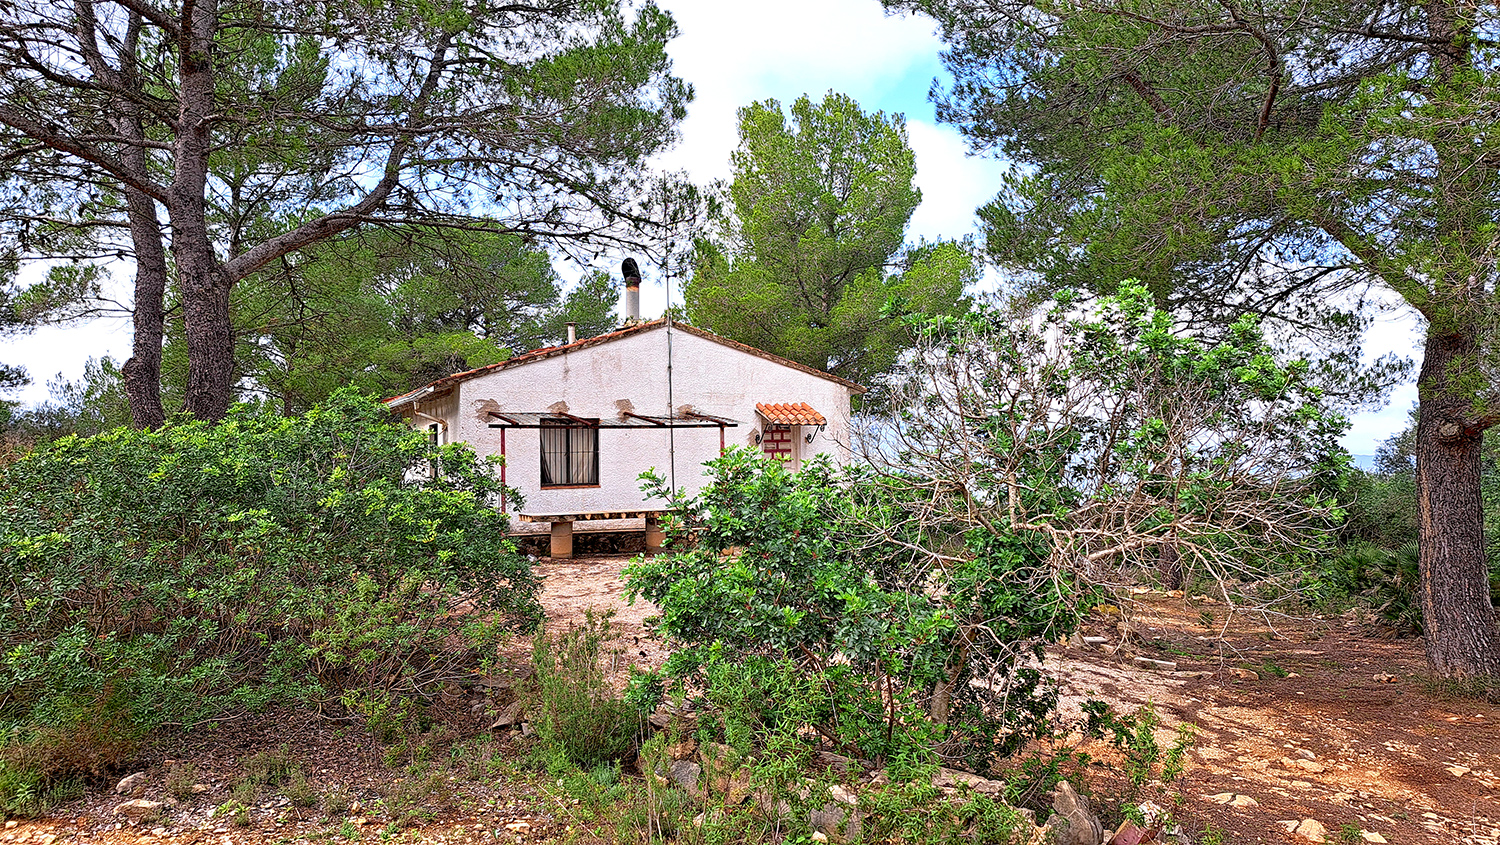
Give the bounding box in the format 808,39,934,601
645,515,665,553
550,520,574,560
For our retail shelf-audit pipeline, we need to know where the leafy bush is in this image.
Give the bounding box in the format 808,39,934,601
626,450,1081,769
0,389,539,801
630,289,1339,772
1322,543,1424,635
529,610,638,768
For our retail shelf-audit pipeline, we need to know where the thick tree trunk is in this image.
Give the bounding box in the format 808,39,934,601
1414,329,1500,678
172,0,236,421
178,256,235,420
120,188,167,429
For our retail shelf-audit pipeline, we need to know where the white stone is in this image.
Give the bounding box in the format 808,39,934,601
116,772,149,795
1133,656,1177,671
1294,818,1329,842
1360,833,1387,843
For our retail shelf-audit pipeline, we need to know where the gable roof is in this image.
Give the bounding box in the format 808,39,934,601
384,318,866,409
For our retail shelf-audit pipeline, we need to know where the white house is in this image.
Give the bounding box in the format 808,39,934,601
385,314,864,557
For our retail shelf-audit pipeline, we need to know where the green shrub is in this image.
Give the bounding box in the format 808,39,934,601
1323,543,1423,635
529,610,638,768
0,389,540,793
626,450,1082,769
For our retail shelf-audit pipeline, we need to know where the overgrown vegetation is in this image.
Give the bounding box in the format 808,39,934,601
529,611,640,770
1325,415,1500,635
626,450,1081,772
0,390,540,811
629,289,1341,781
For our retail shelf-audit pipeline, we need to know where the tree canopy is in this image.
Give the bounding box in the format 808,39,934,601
0,0,696,425
886,0,1500,677
683,91,975,392
227,228,618,414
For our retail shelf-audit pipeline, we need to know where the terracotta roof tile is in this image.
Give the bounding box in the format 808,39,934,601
756,402,826,426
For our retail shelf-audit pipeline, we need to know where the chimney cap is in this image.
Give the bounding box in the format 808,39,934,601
622,257,641,286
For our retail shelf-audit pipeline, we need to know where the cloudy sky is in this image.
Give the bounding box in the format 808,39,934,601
0,0,1420,453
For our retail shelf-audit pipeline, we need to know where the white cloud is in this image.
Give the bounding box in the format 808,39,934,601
655,0,945,182
905,119,1008,245
1339,310,1423,455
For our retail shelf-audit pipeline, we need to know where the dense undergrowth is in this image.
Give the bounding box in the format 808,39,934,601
0,390,539,814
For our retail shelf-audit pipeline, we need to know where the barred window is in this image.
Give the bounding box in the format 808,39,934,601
540,418,599,487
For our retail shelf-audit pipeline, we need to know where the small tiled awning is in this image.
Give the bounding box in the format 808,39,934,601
755,402,826,426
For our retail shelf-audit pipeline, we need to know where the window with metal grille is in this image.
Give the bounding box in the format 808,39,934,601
540,418,599,487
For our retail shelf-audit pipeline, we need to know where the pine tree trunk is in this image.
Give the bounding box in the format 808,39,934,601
1414,328,1500,678
179,257,235,420
120,186,167,429
172,0,235,421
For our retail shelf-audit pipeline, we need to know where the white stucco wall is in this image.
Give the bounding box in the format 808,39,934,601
398,323,857,516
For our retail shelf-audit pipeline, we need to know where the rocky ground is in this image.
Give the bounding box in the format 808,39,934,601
1,554,1496,845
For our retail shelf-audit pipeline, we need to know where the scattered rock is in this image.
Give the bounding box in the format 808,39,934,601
37,834,56,845
1294,748,1317,760
190,784,211,794
112,799,166,823
503,820,530,833
697,743,752,804
665,738,699,762
812,750,859,773
1227,668,1260,681
1372,673,1397,683
1082,636,1109,645
1133,656,1178,671
932,767,1005,795
1292,818,1329,842
667,760,703,797
1205,792,1258,807
3,821,15,830
1109,818,1149,845
808,798,861,843
1048,781,1104,845
1360,833,1388,843
1447,765,1471,777
649,703,695,730
489,700,525,729
116,772,149,796
1288,758,1326,773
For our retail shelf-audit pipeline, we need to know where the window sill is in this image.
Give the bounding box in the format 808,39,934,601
540,483,602,490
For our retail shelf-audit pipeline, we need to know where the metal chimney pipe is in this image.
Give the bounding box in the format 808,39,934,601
622,257,642,323
625,280,640,321
566,321,577,344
